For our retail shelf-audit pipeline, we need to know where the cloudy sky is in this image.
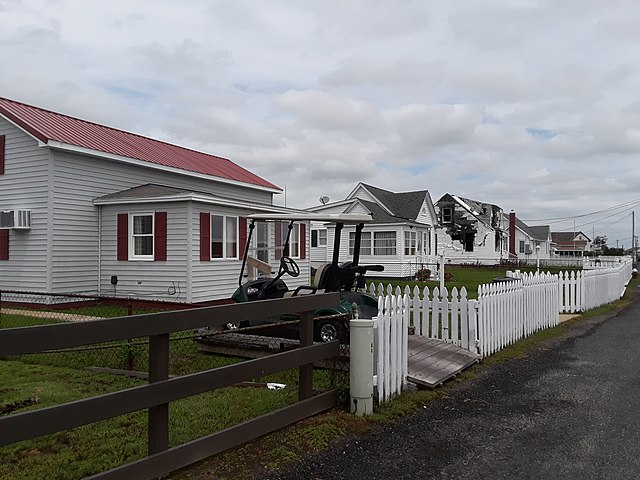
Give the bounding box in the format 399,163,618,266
2,0,639,247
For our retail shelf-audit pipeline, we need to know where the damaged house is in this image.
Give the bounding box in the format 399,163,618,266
435,194,508,263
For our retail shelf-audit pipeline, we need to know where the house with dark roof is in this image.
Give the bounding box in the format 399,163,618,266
0,96,309,302
306,183,438,277
551,231,592,256
505,212,554,260
435,194,508,263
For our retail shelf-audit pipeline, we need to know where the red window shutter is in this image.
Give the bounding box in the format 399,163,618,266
239,217,247,259
0,135,5,175
275,221,282,259
200,212,211,261
300,223,306,259
0,230,8,260
117,214,128,261
154,212,167,261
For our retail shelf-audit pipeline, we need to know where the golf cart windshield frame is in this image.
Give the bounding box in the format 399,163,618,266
238,213,372,287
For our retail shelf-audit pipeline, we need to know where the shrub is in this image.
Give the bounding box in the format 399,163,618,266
415,268,431,281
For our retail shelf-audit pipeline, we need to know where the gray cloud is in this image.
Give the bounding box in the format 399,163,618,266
2,0,640,243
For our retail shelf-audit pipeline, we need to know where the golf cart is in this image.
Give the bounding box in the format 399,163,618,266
227,213,384,344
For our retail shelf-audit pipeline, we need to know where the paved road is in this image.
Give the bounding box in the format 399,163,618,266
264,286,640,480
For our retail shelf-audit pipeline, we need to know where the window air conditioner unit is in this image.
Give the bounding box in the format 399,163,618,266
0,210,31,230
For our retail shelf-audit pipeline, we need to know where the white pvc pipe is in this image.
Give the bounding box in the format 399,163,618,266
349,318,374,416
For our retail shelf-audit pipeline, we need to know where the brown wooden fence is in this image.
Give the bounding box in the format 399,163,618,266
0,293,341,479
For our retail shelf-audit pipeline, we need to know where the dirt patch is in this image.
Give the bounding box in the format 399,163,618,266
1,397,39,415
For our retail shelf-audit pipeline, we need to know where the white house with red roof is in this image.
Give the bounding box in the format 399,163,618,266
0,96,309,303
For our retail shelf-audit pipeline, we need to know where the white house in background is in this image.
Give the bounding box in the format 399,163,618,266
506,211,554,260
307,183,438,277
551,231,592,257
435,194,508,263
0,96,310,303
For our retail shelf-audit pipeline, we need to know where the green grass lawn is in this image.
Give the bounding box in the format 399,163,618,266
0,263,592,479
368,265,578,298
0,359,303,480
0,312,348,479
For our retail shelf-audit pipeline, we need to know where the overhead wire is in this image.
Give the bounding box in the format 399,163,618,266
522,196,640,223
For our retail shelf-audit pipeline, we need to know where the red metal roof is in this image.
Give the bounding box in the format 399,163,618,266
0,96,280,191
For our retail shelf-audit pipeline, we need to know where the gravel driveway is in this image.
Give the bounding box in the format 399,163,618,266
263,286,640,480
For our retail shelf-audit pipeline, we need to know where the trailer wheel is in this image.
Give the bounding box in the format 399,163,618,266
315,321,345,343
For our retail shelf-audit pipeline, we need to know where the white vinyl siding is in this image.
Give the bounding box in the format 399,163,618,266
50,149,273,295
98,203,189,301
191,210,311,303
0,119,50,291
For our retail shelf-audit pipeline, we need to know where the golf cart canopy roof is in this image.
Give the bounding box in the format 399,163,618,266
247,213,372,224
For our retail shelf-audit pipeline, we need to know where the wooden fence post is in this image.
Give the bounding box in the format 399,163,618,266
148,333,170,455
298,310,314,401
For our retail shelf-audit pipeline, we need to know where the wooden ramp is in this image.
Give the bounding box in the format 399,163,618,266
407,336,481,388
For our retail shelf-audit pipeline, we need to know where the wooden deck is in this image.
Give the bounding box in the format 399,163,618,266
407,336,481,388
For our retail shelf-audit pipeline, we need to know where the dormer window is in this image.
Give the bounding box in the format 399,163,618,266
442,207,453,223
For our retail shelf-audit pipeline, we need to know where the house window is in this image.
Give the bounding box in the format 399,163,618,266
318,229,327,246
311,228,327,247
404,231,417,256
519,240,525,254
374,231,396,255
289,224,300,258
442,207,453,223
255,221,269,262
131,213,154,260
211,215,238,259
279,222,300,258
349,231,372,255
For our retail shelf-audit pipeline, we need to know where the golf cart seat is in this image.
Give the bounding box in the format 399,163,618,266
312,263,331,290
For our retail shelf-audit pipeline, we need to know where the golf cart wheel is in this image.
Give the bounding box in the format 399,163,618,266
315,321,343,343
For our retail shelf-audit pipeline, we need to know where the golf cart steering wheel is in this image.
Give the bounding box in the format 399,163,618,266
280,256,300,277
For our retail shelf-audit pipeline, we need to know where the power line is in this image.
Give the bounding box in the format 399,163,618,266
522,197,640,223
554,209,634,234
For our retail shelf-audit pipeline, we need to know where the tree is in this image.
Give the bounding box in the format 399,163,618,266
593,235,607,252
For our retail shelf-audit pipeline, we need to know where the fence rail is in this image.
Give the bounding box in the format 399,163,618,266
0,294,340,480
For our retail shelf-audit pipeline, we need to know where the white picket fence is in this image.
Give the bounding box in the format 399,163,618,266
374,295,409,402
477,272,559,357
369,259,633,402
508,257,632,313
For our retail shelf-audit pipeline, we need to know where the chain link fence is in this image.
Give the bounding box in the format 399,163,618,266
0,290,349,399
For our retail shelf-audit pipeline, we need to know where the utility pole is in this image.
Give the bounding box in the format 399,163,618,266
633,211,636,267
